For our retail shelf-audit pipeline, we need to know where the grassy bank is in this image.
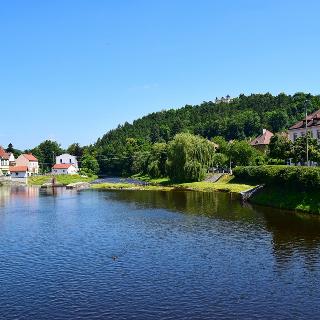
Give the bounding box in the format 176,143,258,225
131,174,256,193
28,174,97,186
251,186,320,214
91,182,173,191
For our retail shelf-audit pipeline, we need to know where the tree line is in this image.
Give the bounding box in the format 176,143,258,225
5,92,320,181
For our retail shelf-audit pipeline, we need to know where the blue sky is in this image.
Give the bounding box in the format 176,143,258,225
1,0,320,149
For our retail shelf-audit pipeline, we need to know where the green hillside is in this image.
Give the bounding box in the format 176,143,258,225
94,92,320,175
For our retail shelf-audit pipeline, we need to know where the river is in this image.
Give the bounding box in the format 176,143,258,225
0,186,320,319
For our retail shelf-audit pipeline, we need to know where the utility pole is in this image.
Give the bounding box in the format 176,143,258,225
305,100,309,166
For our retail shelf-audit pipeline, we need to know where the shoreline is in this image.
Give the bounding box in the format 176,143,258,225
7,173,319,215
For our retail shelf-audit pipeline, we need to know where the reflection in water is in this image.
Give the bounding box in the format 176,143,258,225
105,189,320,267
1,186,320,319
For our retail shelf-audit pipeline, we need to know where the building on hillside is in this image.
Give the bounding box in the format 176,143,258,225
288,109,320,143
250,129,274,152
56,153,79,169
215,95,232,104
52,163,78,175
288,109,320,166
0,146,15,175
15,154,39,175
10,166,29,180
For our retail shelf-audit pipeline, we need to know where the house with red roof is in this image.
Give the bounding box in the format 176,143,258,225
250,129,274,152
52,163,78,175
288,109,320,143
0,146,15,175
9,166,29,179
15,153,39,175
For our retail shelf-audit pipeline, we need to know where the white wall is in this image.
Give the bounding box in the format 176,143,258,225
11,171,28,178
289,126,320,143
52,165,78,175
56,154,78,168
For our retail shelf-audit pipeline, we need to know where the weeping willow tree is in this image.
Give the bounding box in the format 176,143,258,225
166,133,216,182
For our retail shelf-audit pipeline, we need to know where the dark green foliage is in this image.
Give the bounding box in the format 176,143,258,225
80,152,100,176
166,133,216,182
67,143,84,158
234,165,320,190
30,140,64,173
268,135,292,160
94,92,320,175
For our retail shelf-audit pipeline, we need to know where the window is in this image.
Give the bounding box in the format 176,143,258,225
15,172,18,176
317,130,320,139
301,132,305,137
69,159,72,163
60,159,63,163
293,133,298,141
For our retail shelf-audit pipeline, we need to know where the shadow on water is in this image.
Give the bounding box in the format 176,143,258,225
101,189,320,266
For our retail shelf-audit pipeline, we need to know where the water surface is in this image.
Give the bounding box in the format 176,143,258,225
0,186,320,319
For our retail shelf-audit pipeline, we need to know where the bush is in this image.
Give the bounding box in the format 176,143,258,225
233,165,320,190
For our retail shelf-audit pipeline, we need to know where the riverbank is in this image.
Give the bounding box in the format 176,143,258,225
251,186,320,215
92,175,256,193
28,174,97,186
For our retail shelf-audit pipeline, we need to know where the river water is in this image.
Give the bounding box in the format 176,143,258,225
0,186,320,319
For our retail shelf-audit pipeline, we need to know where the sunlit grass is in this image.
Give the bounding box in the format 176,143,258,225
28,174,97,186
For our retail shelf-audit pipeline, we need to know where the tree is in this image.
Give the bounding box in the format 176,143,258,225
6,143,14,153
291,133,320,165
227,140,258,167
166,133,215,182
268,135,292,160
80,152,100,176
67,143,83,158
266,110,289,132
31,140,64,173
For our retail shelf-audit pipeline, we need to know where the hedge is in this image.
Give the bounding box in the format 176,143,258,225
233,165,320,190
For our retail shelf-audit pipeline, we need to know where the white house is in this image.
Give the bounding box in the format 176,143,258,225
10,166,29,179
52,163,78,175
288,109,320,143
288,109,320,166
56,153,79,169
0,146,12,175
15,154,39,175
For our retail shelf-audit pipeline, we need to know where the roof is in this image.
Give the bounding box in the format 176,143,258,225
22,154,38,161
0,146,10,160
10,166,28,172
250,129,274,146
52,163,73,169
289,109,320,130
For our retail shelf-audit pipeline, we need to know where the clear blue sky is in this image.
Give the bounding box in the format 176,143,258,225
1,0,319,150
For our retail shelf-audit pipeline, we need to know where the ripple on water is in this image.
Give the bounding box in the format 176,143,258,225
0,187,320,319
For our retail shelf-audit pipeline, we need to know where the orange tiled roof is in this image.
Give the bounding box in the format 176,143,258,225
52,163,73,169
0,146,10,160
23,154,38,161
10,166,28,172
250,129,274,146
289,109,320,130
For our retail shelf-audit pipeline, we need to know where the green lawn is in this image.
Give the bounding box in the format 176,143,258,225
175,175,256,193
28,174,97,186
131,174,256,193
251,186,320,214
91,182,173,191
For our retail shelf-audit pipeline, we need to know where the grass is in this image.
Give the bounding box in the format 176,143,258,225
251,186,320,214
28,174,97,186
91,182,173,191
132,173,256,193
175,175,256,193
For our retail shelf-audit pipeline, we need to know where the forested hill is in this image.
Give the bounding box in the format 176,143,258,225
95,92,320,174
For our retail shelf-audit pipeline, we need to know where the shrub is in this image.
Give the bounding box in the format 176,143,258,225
233,165,320,190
